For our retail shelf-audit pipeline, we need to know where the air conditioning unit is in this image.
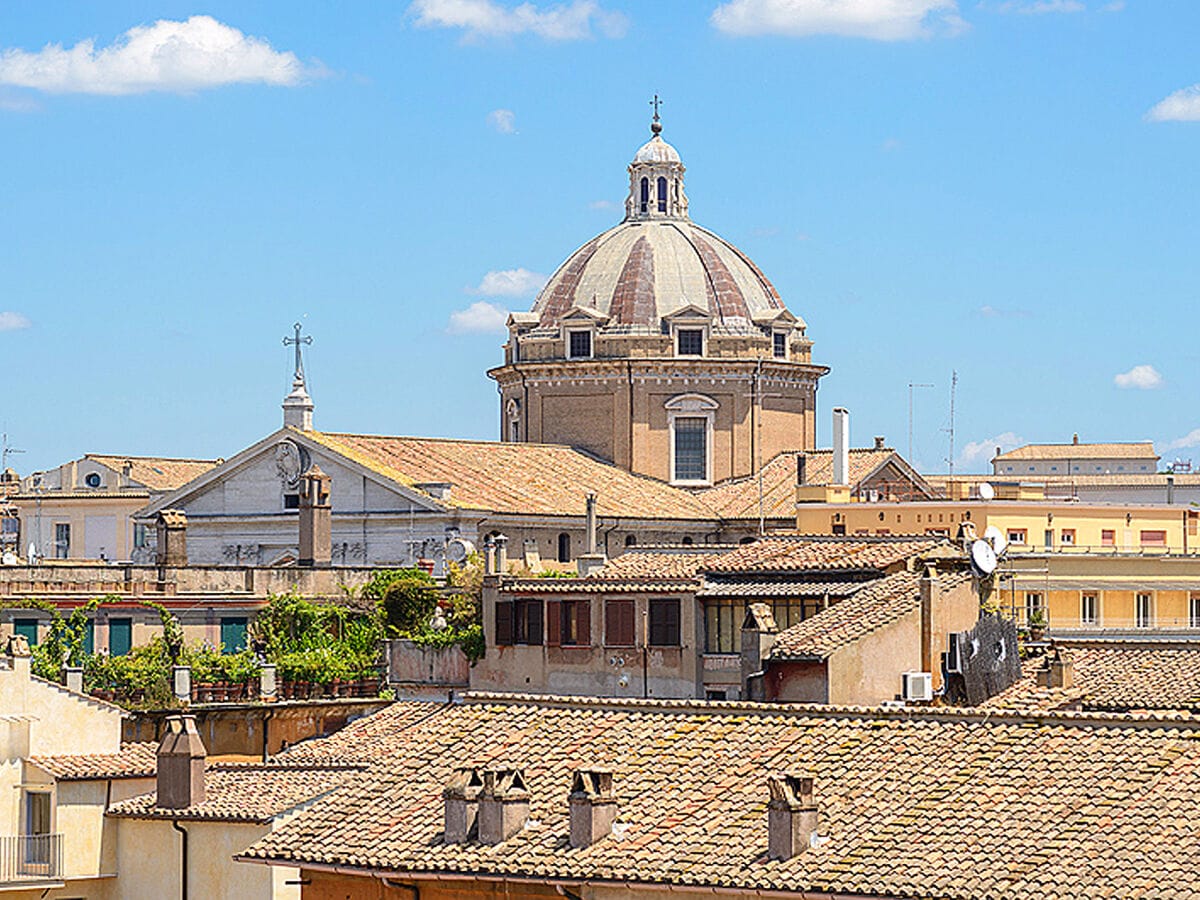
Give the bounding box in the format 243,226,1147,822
902,671,933,703
945,633,965,675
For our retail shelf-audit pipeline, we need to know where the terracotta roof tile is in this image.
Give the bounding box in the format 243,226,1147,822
703,535,942,574
276,701,449,765
84,455,220,492
994,442,1158,462
239,694,1200,897
28,742,157,781
591,547,738,580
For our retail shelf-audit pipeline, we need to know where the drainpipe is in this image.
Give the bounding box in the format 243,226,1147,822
261,708,276,763
172,820,189,900
641,606,649,699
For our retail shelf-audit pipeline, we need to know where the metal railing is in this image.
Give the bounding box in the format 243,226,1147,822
0,834,62,883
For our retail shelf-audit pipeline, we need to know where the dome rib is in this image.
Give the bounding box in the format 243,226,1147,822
610,236,656,325
537,235,603,327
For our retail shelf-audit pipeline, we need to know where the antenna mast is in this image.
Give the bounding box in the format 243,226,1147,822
946,371,958,478
1,433,24,472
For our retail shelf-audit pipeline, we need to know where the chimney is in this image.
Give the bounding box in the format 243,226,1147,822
298,464,332,567
157,715,206,809
494,534,508,575
873,436,885,451
577,493,607,575
6,633,32,681
796,454,806,485
1073,433,1079,445
121,459,134,488
767,773,819,861
477,768,530,844
1038,648,1075,689
569,768,617,849
443,767,485,844
155,510,188,567
919,565,938,680
740,603,778,700
483,535,496,576
832,408,849,486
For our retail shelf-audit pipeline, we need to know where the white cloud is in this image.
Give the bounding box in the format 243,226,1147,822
978,304,1031,318
487,108,516,133
959,431,1023,467
1147,85,1200,123
447,300,510,334
1167,428,1200,451
1114,364,1164,390
881,136,902,152
710,0,965,41
0,312,31,332
0,16,309,95
410,0,628,41
996,0,1083,13
470,267,547,297
589,199,618,211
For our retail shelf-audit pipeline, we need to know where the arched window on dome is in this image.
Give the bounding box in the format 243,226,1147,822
657,177,668,213
506,398,520,443
557,532,571,564
639,178,649,213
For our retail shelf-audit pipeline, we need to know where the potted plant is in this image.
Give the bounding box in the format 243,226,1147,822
1027,608,1049,641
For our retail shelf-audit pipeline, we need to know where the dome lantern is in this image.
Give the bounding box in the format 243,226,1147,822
625,98,688,221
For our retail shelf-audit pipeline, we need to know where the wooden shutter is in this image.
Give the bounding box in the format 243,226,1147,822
495,601,513,646
577,601,591,647
528,600,544,646
606,600,634,646
650,599,681,646
546,600,562,646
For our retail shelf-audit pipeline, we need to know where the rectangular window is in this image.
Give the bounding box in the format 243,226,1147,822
109,617,133,657
676,328,703,356
704,600,742,654
13,618,38,647
1044,529,1054,549
220,617,248,653
1060,529,1075,546
1024,592,1043,624
83,619,94,656
1,516,18,536
773,332,787,359
1190,595,1200,629
25,791,51,837
568,330,592,359
674,417,707,482
54,523,70,559
769,600,815,632
1140,530,1167,548
1101,529,1116,547
495,601,514,646
133,523,147,549
1135,593,1153,628
1007,529,1027,545
513,600,543,645
605,599,635,647
1081,593,1097,626
283,493,300,510
649,599,681,647
546,600,591,647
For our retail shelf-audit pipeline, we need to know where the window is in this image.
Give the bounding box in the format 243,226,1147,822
220,617,248,653
54,523,70,559
509,419,520,442
1190,595,1200,629
773,332,787,359
133,523,147,549
681,536,694,545
657,176,668,213
557,533,571,564
1081,593,1098,626
13,619,38,647
639,177,649,213
1007,529,1027,545
1135,593,1153,628
1024,593,1043,623
1140,530,1167,548
706,689,727,700
568,330,592,359
109,618,133,657
673,417,707,482
1044,529,1054,549
605,599,635,647
649,599,680,646
676,328,704,356
547,600,591,647
624,535,637,547
770,600,821,631
704,601,741,654
283,493,300,510
1060,529,1075,546
1101,529,1116,547
514,600,543,645
85,472,102,488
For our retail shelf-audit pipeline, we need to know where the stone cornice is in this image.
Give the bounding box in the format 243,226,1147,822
488,358,829,387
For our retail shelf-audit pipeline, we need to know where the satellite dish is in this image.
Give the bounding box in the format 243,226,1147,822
984,525,1008,556
1,551,15,566
970,539,997,577
445,538,476,564
978,482,995,501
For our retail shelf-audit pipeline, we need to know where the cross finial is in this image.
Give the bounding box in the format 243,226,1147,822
649,94,663,134
282,321,313,383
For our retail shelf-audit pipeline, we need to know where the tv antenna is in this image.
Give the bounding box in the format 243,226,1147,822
907,382,933,463
941,370,958,477
1,432,24,471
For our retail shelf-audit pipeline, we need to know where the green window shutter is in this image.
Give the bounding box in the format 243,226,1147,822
13,619,38,647
220,617,248,653
109,618,132,657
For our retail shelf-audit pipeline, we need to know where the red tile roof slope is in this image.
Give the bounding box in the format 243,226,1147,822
276,700,450,765
85,455,220,492
28,742,158,781
703,536,941,574
242,694,1200,898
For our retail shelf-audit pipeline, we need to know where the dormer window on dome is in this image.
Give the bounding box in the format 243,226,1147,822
625,108,688,222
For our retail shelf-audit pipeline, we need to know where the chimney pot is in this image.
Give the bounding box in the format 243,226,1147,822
494,535,509,575
832,408,849,486
157,715,207,809
569,768,617,848
477,768,529,844
1038,648,1075,689
767,773,818,861
1073,433,1079,445
796,454,806,485
443,767,485,843
873,436,885,451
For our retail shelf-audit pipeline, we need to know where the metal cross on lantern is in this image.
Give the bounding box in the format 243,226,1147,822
283,322,313,382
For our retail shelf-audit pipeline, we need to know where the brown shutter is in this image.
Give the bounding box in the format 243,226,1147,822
577,601,591,647
546,600,562,646
606,600,634,646
495,601,513,646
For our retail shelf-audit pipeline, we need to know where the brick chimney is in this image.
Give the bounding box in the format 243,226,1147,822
576,493,606,576
1038,648,1074,689
796,454,806,485
767,773,818,861
569,768,617,849
155,510,188,567
443,767,484,844
477,768,529,844
874,436,886,450
298,464,332,568
493,534,509,575
157,715,206,809
741,602,779,700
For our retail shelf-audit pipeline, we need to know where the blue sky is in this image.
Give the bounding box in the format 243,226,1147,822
3,0,1200,476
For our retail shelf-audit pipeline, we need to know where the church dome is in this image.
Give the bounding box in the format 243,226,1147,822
633,134,681,164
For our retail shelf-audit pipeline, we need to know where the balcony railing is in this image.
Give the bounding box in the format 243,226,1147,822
0,834,63,883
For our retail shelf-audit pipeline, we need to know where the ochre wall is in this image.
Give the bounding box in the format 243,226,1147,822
302,870,697,899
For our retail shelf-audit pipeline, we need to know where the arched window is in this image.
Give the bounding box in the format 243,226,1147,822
505,398,520,443
557,532,571,563
657,177,668,212
639,178,649,213
681,536,694,546
624,535,637,547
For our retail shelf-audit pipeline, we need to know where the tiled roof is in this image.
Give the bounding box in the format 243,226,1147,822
28,742,157,781
984,642,1200,713
107,763,357,823
276,701,449,765
241,693,1200,898
701,448,904,519
994,442,1158,462
84,455,220,492
302,431,719,520
703,535,941,574
504,578,699,594
591,546,739,579
696,577,872,599
769,572,928,659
